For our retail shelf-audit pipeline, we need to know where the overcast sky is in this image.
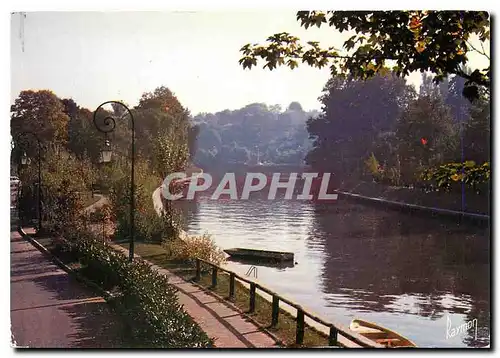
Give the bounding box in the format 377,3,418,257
10,11,488,115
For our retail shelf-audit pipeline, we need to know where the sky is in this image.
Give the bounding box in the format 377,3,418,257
9,11,407,115
10,11,488,115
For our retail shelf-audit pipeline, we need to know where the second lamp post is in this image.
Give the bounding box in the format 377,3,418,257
15,131,43,233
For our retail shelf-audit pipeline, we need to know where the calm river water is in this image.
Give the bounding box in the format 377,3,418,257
175,172,490,348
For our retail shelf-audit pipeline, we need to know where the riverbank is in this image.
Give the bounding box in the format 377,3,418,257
117,241,378,348
82,195,283,347
336,180,489,218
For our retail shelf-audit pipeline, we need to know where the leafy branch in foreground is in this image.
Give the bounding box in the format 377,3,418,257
239,11,490,101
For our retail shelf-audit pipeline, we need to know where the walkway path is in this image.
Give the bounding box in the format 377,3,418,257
10,229,124,348
112,244,279,348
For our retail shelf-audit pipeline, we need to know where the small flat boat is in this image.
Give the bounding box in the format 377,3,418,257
224,248,294,262
349,319,417,348
227,256,295,269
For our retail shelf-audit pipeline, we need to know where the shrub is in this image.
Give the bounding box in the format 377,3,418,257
364,153,383,182
109,160,182,244
163,234,226,266
88,203,113,223
420,161,490,193
44,184,86,236
63,230,214,348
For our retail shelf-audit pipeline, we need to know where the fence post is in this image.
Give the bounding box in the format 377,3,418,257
328,325,338,346
249,283,256,313
271,295,279,327
211,266,218,288
229,273,235,300
296,308,305,345
195,259,201,281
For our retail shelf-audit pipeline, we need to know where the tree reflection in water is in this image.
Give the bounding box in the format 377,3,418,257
312,201,489,347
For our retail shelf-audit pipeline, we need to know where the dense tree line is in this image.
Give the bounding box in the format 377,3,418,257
306,72,490,189
192,102,318,167
11,86,195,236
11,86,195,175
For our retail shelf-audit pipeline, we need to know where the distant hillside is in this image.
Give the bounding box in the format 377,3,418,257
192,102,319,167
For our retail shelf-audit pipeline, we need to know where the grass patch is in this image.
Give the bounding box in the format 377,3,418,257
119,241,330,347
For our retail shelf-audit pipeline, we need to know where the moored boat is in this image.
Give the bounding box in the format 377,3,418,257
224,248,294,262
227,256,295,268
349,319,417,348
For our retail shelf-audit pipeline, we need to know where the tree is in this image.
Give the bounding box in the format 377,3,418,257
445,73,472,123
239,11,490,101
395,94,459,184
464,95,490,164
137,86,189,117
305,74,415,176
420,73,447,99
287,101,304,112
26,146,96,235
61,98,103,162
134,86,195,166
11,90,70,149
151,110,190,178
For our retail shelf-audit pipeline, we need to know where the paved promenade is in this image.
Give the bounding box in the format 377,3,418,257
10,229,123,348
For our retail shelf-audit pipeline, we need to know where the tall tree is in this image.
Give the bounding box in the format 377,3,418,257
305,74,415,176
445,74,471,122
395,94,459,183
61,98,104,162
134,86,194,165
464,95,490,164
11,90,70,150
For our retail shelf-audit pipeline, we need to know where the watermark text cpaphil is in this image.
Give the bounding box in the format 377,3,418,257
161,172,339,201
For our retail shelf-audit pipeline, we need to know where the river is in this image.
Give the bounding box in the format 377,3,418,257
172,168,490,348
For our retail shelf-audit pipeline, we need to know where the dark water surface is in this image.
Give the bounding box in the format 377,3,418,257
176,183,490,348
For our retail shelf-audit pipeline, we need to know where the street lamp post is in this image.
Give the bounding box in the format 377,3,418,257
14,131,43,232
93,101,135,262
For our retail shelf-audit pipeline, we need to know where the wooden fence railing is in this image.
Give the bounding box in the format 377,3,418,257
195,258,383,348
